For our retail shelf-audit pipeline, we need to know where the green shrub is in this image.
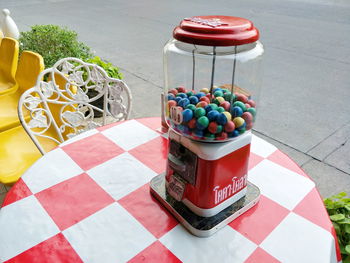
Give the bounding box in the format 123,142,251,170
19,25,93,68
85,56,123,79
324,192,350,262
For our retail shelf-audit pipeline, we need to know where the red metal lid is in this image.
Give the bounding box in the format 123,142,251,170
173,16,259,46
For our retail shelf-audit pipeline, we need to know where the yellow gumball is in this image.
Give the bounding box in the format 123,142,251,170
200,88,209,94
233,117,245,128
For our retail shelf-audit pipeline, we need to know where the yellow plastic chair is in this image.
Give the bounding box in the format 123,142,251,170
0,37,18,96
0,51,45,185
0,51,44,132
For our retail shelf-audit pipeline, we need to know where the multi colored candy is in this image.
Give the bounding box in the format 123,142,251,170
166,86,257,141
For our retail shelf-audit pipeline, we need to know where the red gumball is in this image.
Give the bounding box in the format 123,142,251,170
224,121,235,132
247,99,256,108
196,101,208,108
177,86,186,93
208,122,218,134
245,103,251,109
236,94,248,103
246,122,253,130
206,93,213,100
188,118,197,129
200,96,210,103
220,101,231,111
169,89,178,95
167,100,177,108
216,132,228,140
242,112,253,123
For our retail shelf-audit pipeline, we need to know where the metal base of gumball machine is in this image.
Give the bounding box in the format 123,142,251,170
150,173,260,237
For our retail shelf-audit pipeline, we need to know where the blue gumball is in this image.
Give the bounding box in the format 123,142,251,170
189,95,199,105
230,106,243,118
207,110,219,122
228,130,240,137
167,94,175,100
195,92,206,99
193,129,204,138
176,92,187,98
178,98,190,108
217,113,228,125
174,97,182,104
182,109,193,122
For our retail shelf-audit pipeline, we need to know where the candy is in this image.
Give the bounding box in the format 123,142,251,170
178,98,190,108
247,107,256,117
207,110,219,121
214,96,225,105
224,92,235,102
182,109,193,122
176,92,187,98
174,97,182,104
195,107,206,118
186,91,194,97
189,95,199,105
232,101,246,112
205,104,218,113
220,101,230,111
196,101,208,108
188,118,196,129
186,104,196,111
193,129,204,138
233,117,245,128
217,106,225,113
228,130,240,137
200,88,209,94
246,122,253,130
212,86,221,92
200,96,210,104
204,133,215,140
247,100,256,107
242,112,253,124
195,92,206,99
169,89,178,95
231,106,243,118
166,100,177,116
236,94,248,103
214,90,224,98
208,122,223,134
166,87,257,141
224,121,235,132
217,112,231,125
239,127,246,134
177,86,186,93
216,132,228,140
167,94,175,100
196,116,209,130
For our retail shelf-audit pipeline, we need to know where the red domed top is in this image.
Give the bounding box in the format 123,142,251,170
173,16,259,46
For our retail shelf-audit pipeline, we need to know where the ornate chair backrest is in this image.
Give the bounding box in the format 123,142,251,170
18,57,132,154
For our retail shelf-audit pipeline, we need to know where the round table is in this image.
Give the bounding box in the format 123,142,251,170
0,117,341,263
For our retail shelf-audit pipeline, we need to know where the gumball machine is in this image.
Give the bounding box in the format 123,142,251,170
151,16,263,237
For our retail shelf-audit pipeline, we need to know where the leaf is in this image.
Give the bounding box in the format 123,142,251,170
346,245,350,255
330,214,346,221
338,218,350,225
345,225,350,234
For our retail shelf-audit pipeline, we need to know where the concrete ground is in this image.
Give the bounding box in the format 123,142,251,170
0,0,349,204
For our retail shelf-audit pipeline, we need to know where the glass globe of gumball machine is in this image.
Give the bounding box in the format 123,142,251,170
151,16,263,237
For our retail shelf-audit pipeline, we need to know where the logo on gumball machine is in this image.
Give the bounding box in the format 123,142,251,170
170,106,183,125
213,175,247,205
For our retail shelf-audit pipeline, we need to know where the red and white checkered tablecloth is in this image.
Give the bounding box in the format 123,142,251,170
0,117,341,263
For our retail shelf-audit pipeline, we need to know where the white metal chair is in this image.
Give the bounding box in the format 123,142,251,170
18,57,132,155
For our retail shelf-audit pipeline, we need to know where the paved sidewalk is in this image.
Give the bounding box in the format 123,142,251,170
1,0,349,199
